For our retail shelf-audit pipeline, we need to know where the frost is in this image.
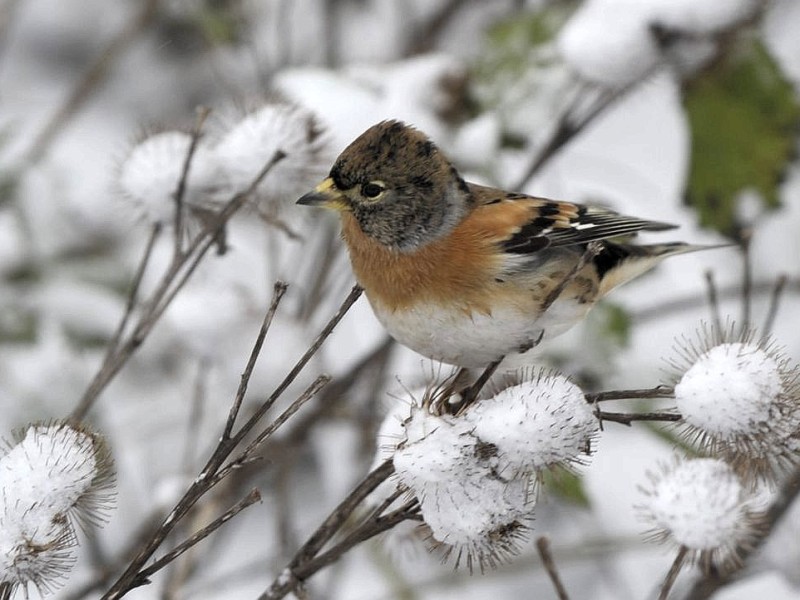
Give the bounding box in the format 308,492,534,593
211,103,331,208
639,457,762,565
466,373,598,475
118,131,216,225
676,343,782,437
557,0,760,85
0,423,115,594
392,408,533,567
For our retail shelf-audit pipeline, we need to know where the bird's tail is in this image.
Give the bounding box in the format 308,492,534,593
596,241,727,297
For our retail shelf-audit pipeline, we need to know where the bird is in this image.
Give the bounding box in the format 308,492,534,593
297,120,712,369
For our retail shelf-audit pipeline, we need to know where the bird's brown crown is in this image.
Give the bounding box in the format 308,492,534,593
325,120,472,251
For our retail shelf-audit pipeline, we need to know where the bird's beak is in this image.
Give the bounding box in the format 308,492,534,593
297,178,349,211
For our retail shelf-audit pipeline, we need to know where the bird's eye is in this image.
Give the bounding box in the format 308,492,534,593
361,182,384,199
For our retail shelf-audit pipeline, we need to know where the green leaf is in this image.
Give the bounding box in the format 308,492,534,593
471,2,578,111
683,38,800,237
540,467,590,507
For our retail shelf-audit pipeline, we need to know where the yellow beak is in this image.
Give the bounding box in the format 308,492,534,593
296,178,349,211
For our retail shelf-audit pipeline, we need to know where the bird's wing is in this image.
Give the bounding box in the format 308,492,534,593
467,183,677,254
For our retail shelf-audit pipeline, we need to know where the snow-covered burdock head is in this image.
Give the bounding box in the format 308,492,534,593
118,130,217,226
381,370,597,570
670,327,800,483
0,422,115,596
391,407,533,571
211,103,331,209
465,370,599,478
637,457,763,571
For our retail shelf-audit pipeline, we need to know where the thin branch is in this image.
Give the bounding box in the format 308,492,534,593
84,221,161,375
293,500,421,581
404,0,470,56
215,375,331,483
101,284,354,598
541,242,602,315
173,107,211,255
703,270,722,335
659,545,688,600
597,411,681,426
738,230,753,337
71,151,286,420
259,460,400,600
135,489,262,583
683,465,800,600
223,281,289,438
453,357,504,415
631,278,800,324
761,274,787,341
585,386,674,403
221,285,362,454
25,0,161,163
514,84,632,191
536,536,570,600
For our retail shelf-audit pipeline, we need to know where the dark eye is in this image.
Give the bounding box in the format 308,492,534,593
361,182,384,198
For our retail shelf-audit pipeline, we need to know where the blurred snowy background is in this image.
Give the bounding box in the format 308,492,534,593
1,0,800,598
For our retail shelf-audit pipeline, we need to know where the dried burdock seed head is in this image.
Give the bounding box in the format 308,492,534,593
668,324,800,483
117,129,217,225
385,398,534,572
211,102,331,208
637,457,764,572
466,368,599,478
0,422,116,596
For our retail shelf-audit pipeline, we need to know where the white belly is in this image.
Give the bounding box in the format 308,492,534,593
370,298,589,368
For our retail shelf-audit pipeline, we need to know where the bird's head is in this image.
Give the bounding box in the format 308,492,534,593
297,120,472,251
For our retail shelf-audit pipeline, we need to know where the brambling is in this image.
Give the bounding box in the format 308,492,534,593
298,120,708,368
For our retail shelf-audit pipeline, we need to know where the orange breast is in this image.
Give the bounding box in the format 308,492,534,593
340,201,538,315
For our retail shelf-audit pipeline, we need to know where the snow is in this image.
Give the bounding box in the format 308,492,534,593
0,423,108,591
639,458,757,553
675,343,784,437
465,373,598,474
118,131,210,225
557,0,760,86
210,103,333,209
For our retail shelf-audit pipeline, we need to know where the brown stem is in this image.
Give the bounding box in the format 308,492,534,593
223,281,288,438
597,411,681,426
25,0,161,163
585,386,674,403
135,489,262,583
659,545,688,600
536,536,570,600
259,460,396,599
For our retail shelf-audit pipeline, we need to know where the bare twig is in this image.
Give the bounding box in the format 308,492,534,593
631,278,800,324
223,281,289,438
215,375,331,483
684,466,800,600
585,386,674,403
738,230,753,337
71,151,287,421
761,275,787,341
536,536,570,600
541,242,602,315
137,489,262,583
404,0,470,55
173,107,211,255
25,0,161,163
260,460,397,600
293,499,421,580
100,283,359,598
93,222,161,363
659,546,688,600
514,84,632,191
597,411,681,427
703,270,723,334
